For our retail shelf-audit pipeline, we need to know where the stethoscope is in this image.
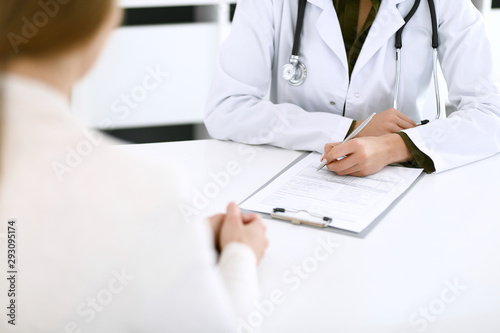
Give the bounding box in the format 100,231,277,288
282,0,442,121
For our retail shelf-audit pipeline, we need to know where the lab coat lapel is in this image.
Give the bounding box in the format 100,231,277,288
351,0,408,79
308,0,348,75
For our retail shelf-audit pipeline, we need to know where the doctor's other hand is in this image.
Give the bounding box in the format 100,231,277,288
354,108,417,137
323,134,412,177
218,202,269,264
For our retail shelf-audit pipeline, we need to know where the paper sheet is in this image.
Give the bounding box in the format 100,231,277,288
241,152,422,233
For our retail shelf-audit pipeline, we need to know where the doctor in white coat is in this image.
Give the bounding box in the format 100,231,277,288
205,0,500,176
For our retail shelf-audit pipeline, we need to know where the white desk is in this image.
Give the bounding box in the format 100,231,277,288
123,140,500,333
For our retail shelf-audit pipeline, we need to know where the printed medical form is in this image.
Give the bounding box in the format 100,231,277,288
241,153,422,233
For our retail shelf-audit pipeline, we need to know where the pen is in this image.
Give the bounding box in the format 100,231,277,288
317,112,377,171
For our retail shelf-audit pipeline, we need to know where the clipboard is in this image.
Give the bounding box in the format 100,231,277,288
240,152,424,238
271,208,331,228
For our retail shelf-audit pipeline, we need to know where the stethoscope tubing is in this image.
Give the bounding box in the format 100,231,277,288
394,0,441,120
283,0,442,122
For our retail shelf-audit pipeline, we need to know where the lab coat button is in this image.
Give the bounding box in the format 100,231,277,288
354,92,360,98
330,101,336,106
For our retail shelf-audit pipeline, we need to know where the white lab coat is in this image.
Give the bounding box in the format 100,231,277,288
205,0,500,173
0,75,259,332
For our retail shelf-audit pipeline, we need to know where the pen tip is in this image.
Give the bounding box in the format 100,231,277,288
316,159,327,171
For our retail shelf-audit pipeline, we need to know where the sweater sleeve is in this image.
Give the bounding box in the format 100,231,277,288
218,242,259,318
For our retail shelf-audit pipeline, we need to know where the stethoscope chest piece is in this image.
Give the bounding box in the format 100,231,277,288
282,55,307,86
283,0,441,121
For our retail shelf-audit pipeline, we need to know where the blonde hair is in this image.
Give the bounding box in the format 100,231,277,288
0,0,115,178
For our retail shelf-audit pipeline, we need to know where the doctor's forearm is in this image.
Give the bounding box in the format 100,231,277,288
384,134,413,165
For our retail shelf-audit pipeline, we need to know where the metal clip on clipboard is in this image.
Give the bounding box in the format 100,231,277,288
271,208,332,228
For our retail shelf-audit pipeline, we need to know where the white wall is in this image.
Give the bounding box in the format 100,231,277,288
73,24,218,129
487,9,500,71
72,1,232,130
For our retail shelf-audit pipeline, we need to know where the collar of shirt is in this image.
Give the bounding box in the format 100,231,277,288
333,0,382,77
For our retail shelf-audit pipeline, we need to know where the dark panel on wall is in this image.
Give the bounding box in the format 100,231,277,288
104,124,196,144
230,4,237,22
123,6,212,26
493,0,500,8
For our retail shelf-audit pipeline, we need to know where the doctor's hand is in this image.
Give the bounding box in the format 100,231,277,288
354,108,417,137
323,134,412,177
214,202,268,263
